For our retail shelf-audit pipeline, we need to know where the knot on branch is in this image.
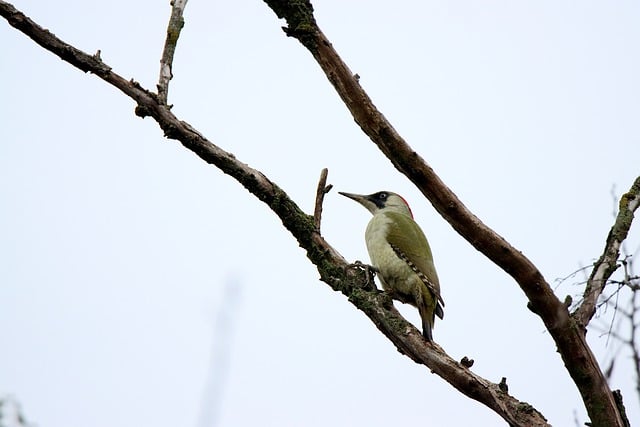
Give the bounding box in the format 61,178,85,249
460,356,474,368
135,104,152,118
499,377,509,393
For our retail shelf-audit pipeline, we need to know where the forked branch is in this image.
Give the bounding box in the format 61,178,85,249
0,1,549,424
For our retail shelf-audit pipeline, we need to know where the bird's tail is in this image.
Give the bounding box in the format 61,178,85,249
416,287,436,341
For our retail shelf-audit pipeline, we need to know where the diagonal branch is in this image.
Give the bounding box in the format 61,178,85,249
0,2,549,425
574,176,640,326
157,0,189,105
260,1,627,426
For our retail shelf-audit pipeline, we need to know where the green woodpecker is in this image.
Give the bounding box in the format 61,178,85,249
339,191,444,341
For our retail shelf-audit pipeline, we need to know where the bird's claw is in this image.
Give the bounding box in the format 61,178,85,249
346,261,378,290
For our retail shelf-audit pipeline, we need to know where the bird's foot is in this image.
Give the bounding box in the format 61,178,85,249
346,261,379,290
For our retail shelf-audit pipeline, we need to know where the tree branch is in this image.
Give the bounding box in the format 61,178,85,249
0,1,549,425
313,168,331,231
574,176,640,327
260,1,628,425
157,0,188,105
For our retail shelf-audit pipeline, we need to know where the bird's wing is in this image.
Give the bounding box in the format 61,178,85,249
385,211,445,310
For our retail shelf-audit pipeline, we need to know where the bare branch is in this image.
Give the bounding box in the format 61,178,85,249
157,0,189,105
631,290,640,405
345,283,549,426
260,1,630,425
0,2,550,424
575,176,640,326
594,249,640,408
313,168,331,231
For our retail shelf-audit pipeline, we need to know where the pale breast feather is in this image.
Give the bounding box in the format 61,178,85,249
364,213,395,269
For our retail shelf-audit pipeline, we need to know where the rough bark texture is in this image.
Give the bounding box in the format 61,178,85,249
157,0,188,105
575,177,640,326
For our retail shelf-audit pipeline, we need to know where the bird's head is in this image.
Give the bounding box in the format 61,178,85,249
338,191,414,218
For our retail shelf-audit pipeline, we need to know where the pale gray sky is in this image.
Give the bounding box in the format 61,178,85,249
1,1,639,426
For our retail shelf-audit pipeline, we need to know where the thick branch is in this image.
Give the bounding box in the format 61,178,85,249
260,1,626,425
0,2,548,425
157,0,188,104
574,176,640,326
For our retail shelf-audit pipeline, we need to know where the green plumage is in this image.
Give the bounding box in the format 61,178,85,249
367,211,444,340
339,190,444,341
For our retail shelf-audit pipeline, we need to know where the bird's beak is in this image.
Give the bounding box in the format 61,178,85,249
338,191,368,203
338,192,377,214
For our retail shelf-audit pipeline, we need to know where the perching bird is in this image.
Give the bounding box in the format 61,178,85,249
339,191,444,341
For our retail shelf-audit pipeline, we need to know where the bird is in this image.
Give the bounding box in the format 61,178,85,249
339,190,444,341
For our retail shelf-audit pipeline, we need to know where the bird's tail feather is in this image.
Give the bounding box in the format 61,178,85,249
416,287,435,341
421,316,434,341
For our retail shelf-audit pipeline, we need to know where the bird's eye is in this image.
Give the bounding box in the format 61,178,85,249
379,192,387,200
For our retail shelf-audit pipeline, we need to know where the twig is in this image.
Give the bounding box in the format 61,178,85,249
575,176,640,327
553,264,592,289
610,252,640,406
157,0,189,105
629,289,640,405
313,168,332,231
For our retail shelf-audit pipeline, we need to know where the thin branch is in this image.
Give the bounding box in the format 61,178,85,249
595,250,640,408
157,0,188,105
260,1,629,425
575,177,640,326
553,264,592,290
0,2,549,425
631,289,640,405
313,168,331,231
622,303,640,404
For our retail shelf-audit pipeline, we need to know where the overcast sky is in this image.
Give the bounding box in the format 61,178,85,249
1,1,639,426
